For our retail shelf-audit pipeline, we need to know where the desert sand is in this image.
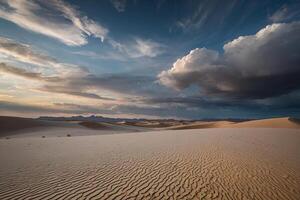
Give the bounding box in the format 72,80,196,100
0,127,299,199
167,117,300,130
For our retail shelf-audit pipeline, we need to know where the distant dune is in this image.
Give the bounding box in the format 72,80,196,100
0,116,149,138
168,121,235,130
78,121,111,130
223,117,300,129
0,116,55,136
167,117,300,130
1,116,299,138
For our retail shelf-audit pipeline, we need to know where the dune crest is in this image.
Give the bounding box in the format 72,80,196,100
166,117,300,130
224,117,300,129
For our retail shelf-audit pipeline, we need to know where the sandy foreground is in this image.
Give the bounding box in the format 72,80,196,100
0,128,299,200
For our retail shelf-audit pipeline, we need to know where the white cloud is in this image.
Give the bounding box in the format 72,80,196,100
133,39,164,57
159,21,300,99
0,0,108,46
0,1,163,58
158,48,221,90
109,38,165,58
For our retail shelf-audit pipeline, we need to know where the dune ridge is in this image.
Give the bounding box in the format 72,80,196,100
166,117,300,130
1,116,299,138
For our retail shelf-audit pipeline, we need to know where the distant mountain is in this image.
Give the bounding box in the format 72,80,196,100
38,115,146,123
38,115,253,123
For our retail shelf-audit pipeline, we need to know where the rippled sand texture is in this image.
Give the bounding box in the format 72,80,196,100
0,128,299,199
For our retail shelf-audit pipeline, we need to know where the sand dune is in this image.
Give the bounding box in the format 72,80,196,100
224,117,300,129
168,121,235,130
0,116,61,137
167,117,300,130
79,121,111,129
1,116,299,139
0,128,299,199
0,117,149,138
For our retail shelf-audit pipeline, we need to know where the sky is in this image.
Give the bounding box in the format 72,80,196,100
0,0,300,119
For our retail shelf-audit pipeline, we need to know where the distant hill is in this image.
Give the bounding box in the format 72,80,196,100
38,115,253,123
38,115,146,123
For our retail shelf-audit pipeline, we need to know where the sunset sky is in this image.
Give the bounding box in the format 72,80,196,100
0,0,300,119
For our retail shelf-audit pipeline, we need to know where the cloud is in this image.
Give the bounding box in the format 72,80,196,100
65,73,157,97
131,38,164,58
0,100,116,116
0,62,110,100
0,63,61,82
176,0,237,31
0,36,159,101
109,38,165,58
0,63,117,100
269,6,289,22
269,5,300,22
40,85,115,100
0,37,114,100
159,21,300,99
0,0,108,46
72,50,127,61
0,0,163,59
0,36,88,76
0,37,55,66
110,0,127,12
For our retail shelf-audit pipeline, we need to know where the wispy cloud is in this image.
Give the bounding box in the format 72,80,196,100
0,1,163,59
0,36,87,76
0,100,115,116
0,37,114,100
0,0,108,46
0,37,55,67
110,38,165,58
0,37,159,101
0,61,116,101
0,63,61,82
39,85,115,100
269,5,300,22
176,0,237,32
110,0,127,12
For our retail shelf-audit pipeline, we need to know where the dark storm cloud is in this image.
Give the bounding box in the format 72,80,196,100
159,21,300,99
